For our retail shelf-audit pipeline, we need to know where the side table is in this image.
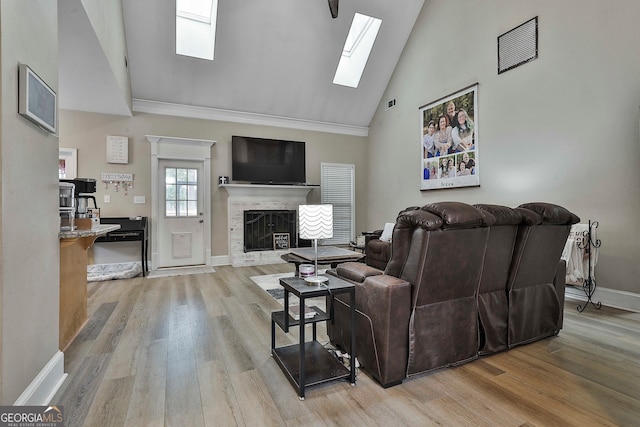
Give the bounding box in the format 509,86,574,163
271,275,356,400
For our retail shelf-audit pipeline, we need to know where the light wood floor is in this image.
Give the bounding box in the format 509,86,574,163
52,264,640,426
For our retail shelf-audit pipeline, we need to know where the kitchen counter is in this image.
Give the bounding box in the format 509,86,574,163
59,223,120,240
59,223,121,350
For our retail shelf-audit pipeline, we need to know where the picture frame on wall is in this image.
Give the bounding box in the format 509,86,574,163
59,148,77,179
419,83,479,191
18,63,57,134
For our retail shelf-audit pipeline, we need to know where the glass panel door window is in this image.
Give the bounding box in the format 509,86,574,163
165,167,198,217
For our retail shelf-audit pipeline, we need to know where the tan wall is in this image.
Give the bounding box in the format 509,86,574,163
0,0,60,403
367,0,640,295
59,110,368,262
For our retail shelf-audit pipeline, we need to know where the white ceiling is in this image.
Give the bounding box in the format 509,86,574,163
59,0,425,131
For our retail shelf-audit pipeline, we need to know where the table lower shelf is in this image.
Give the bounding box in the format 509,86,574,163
272,341,350,391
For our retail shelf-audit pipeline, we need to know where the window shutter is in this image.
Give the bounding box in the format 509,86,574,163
321,163,355,245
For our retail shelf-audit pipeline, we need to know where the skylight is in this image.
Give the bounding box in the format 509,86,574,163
176,0,218,61
333,13,382,88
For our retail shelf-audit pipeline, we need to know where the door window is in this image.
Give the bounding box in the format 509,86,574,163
165,167,198,217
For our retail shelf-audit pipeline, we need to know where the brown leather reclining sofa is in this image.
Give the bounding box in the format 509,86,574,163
363,231,391,270
327,201,579,387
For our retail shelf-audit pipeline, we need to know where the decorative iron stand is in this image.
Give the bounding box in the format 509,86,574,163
577,220,602,312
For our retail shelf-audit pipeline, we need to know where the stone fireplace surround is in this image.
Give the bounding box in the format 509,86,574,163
220,184,316,267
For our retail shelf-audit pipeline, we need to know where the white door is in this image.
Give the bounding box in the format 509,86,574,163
157,159,205,268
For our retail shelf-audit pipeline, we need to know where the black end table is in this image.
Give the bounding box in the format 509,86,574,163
271,274,356,400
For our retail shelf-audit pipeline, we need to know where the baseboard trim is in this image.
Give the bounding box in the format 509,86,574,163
565,285,640,313
14,351,67,405
211,255,229,266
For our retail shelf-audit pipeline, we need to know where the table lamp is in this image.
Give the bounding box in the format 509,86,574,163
298,204,333,284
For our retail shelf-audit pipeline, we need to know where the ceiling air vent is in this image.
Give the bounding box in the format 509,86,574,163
385,98,397,110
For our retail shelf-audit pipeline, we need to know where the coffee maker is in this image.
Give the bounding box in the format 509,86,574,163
60,178,98,226
59,181,76,230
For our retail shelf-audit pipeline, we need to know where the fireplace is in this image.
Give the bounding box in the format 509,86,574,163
244,210,296,252
221,183,316,267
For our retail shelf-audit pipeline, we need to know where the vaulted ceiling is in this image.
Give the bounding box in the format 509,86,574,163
59,0,425,133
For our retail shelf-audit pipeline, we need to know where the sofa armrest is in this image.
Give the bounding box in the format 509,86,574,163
335,262,383,283
355,274,411,386
554,259,567,330
364,230,383,246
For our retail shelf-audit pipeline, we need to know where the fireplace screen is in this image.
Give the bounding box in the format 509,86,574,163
244,210,297,252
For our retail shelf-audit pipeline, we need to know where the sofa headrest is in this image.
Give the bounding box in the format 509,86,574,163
421,201,488,229
398,206,421,215
477,209,496,227
474,204,523,226
396,209,443,231
515,207,543,225
518,202,580,225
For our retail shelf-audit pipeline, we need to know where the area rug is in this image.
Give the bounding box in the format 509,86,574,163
146,265,216,279
250,270,327,309
87,262,142,282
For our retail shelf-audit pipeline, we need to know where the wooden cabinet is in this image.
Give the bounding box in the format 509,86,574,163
59,225,119,350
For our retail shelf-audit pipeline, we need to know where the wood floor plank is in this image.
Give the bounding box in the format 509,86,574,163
197,360,245,427
229,369,286,427
89,282,144,356
77,302,118,341
82,376,135,427
143,280,172,343
55,353,111,427
123,339,168,427
52,268,640,427
254,354,314,421
476,362,618,426
209,314,254,374
165,301,205,427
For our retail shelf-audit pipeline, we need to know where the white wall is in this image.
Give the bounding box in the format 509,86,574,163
367,0,640,299
0,1,62,403
80,0,132,110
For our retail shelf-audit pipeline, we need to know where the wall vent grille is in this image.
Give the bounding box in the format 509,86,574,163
385,98,397,110
498,17,538,74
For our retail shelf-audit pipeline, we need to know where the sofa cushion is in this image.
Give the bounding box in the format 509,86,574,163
474,204,523,226
335,262,383,283
518,202,580,225
515,207,543,226
421,201,487,229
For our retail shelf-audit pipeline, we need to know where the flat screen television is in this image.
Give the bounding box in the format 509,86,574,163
232,136,306,184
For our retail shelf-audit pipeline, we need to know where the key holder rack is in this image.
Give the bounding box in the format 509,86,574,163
102,172,134,195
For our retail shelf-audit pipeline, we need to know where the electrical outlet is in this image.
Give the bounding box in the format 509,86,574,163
104,195,111,204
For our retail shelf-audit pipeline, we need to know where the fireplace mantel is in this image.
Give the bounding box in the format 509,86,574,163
219,183,318,198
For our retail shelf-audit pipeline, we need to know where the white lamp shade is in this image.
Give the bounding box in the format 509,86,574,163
299,204,333,240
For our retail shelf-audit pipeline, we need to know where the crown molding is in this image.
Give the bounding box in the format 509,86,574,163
132,99,368,137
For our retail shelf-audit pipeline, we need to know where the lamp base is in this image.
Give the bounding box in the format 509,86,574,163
304,275,328,285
